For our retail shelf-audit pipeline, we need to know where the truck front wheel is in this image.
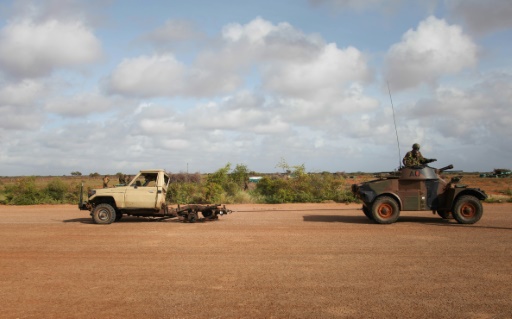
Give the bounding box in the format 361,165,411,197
92,203,117,224
371,196,400,224
452,195,483,224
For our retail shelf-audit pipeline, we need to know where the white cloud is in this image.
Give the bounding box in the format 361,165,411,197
143,19,201,43
140,19,204,52
447,0,512,35
0,18,102,78
107,55,186,97
401,72,512,147
262,44,371,99
385,16,478,91
0,105,44,130
108,17,373,112
0,79,46,107
44,91,133,117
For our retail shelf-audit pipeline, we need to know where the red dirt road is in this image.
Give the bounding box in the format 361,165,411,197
1,203,511,319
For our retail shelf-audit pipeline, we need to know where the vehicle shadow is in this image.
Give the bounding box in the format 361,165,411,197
303,215,373,224
62,217,198,224
62,218,93,224
303,214,454,225
303,214,512,229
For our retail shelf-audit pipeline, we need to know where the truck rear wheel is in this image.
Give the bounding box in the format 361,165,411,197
371,196,400,224
188,212,198,223
92,203,116,224
452,195,483,224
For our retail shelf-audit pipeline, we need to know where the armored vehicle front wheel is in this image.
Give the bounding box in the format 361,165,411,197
437,210,453,219
371,196,400,224
92,203,116,224
452,195,483,224
362,205,374,220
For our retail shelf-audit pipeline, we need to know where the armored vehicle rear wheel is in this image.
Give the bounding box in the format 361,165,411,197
92,203,116,224
452,195,483,224
362,205,373,220
371,196,400,224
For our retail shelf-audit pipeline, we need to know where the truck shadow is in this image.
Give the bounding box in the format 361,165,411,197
62,217,195,224
62,218,93,224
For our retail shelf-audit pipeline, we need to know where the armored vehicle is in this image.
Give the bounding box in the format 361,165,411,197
351,164,487,224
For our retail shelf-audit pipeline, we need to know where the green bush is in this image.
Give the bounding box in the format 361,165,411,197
0,161,359,205
4,177,43,205
255,163,356,203
168,182,205,204
45,178,67,202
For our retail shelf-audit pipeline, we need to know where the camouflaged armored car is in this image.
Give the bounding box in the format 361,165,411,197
351,164,487,224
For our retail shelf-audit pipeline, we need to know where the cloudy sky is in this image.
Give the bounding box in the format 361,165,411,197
0,0,511,176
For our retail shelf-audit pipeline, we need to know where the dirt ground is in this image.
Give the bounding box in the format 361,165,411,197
1,203,511,319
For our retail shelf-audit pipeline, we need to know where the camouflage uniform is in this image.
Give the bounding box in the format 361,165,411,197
403,143,436,167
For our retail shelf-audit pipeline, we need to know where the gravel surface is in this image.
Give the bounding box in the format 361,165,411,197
1,203,511,318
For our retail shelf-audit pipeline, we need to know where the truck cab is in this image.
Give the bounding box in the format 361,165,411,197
80,169,171,224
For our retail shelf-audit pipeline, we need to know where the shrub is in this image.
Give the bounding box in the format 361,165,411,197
255,163,357,203
45,178,67,202
4,177,43,205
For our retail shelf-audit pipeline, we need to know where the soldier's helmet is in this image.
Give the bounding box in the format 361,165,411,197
412,143,420,150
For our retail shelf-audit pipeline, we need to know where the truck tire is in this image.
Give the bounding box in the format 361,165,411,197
188,212,198,223
92,203,117,224
452,195,483,224
371,196,400,224
362,205,373,220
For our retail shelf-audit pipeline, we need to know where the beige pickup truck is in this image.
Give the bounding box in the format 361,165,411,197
79,169,231,224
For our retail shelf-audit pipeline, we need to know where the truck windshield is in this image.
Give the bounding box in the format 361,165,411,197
132,173,158,187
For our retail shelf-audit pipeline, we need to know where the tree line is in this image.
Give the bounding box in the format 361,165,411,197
0,162,357,205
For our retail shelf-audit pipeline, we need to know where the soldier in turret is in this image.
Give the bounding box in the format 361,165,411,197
403,143,436,167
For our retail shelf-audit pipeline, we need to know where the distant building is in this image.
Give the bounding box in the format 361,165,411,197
249,176,262,183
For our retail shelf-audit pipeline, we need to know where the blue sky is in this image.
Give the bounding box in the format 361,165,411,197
0,0,511,175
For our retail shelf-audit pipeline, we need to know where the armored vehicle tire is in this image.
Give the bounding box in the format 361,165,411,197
437,210,452,219
452,195,483,224
371,196,400,224
92,203,116,224
362,205,374,220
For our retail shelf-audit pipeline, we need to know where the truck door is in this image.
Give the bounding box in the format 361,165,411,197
124,173,158,209
154,173,169,207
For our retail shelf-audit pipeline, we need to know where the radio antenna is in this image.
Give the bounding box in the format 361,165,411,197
387,81,401,168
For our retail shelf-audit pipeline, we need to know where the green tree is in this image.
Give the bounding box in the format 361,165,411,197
231,163,249,189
